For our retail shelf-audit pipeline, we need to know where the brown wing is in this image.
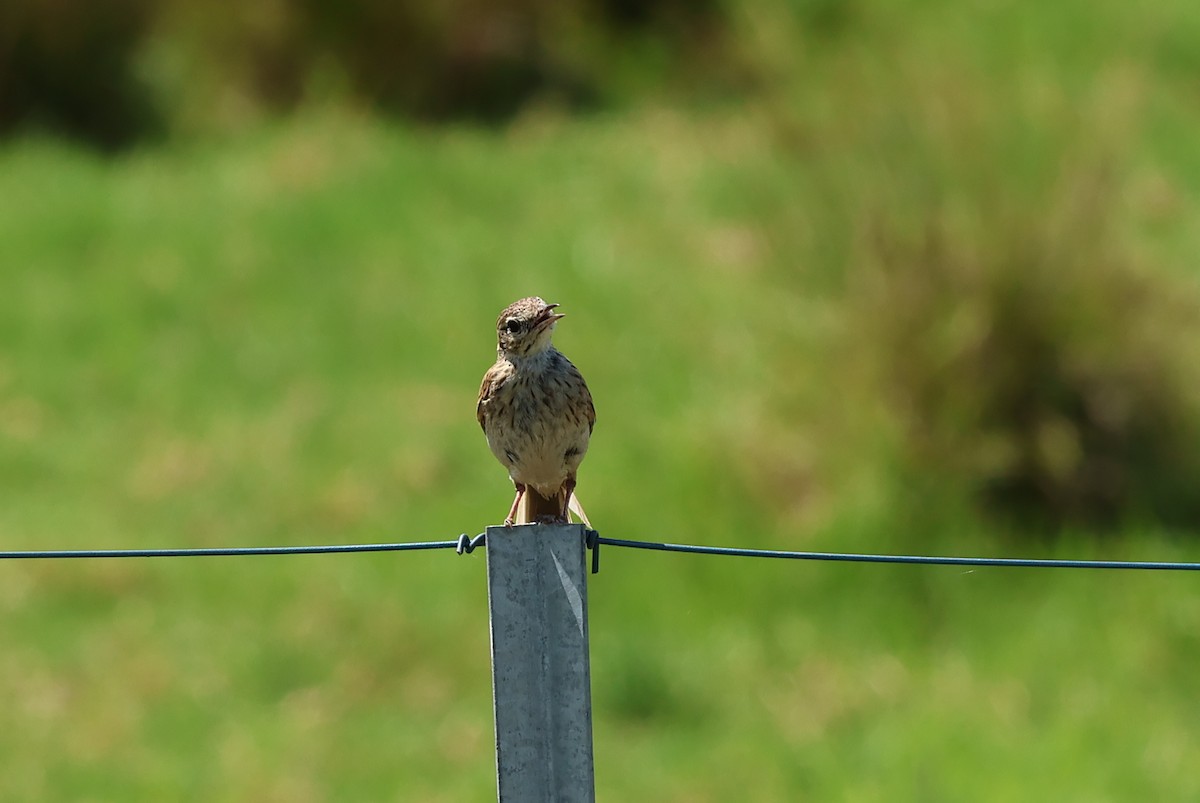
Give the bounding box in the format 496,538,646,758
582,377,596,434
565,357,596,434
476,372,494,431
476,362,509,431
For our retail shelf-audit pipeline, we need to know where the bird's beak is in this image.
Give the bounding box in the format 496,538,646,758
534,303,565,330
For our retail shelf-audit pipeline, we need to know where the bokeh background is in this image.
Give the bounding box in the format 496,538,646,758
3,0,1200,799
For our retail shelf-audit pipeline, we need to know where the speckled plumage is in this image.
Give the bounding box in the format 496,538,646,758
477,297,595,525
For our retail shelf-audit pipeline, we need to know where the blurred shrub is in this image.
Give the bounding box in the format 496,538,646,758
843,162,1200,532
0,0,161,149
736,42,1200,536
1,0,728,146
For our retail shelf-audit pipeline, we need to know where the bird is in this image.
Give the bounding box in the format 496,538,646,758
477,296,595,526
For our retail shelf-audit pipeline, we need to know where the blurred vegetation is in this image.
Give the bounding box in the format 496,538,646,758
0,0,160,149
12,0,1198,533
2,0,727,143
764,74,1200,533
3,0,1200,799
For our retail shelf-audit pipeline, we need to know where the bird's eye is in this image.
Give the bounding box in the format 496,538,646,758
504,319,521,333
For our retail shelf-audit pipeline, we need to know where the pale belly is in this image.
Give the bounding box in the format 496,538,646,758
483,365,591,497
485,418,590,497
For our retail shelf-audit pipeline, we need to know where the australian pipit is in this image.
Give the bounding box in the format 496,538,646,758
477,296,595,526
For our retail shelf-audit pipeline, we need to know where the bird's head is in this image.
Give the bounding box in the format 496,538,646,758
495,296,564,358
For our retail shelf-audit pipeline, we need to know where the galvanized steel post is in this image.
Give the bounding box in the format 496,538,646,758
485,523,596,802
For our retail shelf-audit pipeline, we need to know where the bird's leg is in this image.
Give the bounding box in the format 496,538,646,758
559,477,576,524
504,482,526,527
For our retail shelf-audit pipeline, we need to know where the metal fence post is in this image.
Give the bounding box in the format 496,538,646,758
485,523,596,803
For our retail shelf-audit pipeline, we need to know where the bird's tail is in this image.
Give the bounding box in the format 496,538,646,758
515,486,592,527
516,488,560,524
567,492,591,528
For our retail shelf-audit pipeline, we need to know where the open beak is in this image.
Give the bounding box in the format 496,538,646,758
534,303,565,331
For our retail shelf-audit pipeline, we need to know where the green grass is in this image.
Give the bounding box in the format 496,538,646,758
3,1,1200,797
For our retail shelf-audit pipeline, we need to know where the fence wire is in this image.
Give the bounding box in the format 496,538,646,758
0,530,1196,573
0,540,460,559
592,536,1200,572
